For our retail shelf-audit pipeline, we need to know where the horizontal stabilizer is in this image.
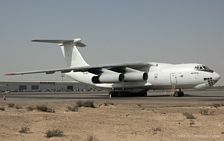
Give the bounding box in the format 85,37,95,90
32,38,86,47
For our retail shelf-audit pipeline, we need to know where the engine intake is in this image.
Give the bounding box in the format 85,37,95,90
92,73,124,83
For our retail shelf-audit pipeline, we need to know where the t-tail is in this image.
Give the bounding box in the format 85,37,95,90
32,38,89,67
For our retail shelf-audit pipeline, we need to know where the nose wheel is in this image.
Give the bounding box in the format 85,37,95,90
173,90,184,97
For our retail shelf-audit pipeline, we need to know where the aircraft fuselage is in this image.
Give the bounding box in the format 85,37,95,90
66,62,220,93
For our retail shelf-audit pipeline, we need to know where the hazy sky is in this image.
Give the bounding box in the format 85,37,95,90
0,0,223,85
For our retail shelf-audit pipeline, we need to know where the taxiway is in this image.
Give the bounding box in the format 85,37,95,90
1,90,224,104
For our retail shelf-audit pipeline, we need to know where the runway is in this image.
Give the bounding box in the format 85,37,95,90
1,90,224,104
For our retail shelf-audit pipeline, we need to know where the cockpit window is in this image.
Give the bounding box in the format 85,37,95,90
195,65,214,73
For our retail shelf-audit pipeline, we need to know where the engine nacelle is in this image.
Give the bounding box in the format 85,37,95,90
124,72,148,82
92,73,124,83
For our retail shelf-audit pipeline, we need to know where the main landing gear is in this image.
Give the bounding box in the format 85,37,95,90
109,91,147,97
173,89,184,97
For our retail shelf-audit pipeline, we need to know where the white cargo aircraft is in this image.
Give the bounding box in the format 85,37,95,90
5,38,221,97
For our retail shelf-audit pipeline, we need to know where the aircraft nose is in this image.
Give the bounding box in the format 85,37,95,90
213,72,221,82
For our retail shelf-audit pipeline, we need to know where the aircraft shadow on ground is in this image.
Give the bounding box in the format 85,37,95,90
6,96,108,100
147,93,224,98
147,95,171,97
185,94,224,97
5,93,224,100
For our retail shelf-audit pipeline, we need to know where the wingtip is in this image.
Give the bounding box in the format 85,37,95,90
4,73,14,76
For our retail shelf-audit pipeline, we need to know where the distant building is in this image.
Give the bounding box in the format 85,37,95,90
0,81,92,92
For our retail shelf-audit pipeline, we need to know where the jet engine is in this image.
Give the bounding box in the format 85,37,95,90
92,73,124,83
124,72,148,82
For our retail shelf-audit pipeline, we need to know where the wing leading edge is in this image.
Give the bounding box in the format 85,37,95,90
5,62,151,76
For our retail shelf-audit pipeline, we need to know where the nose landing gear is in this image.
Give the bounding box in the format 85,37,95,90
173,89,184,97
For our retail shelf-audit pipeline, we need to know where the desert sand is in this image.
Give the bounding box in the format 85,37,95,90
0,100,224,141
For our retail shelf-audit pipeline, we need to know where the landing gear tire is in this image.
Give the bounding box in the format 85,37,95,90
139,91,147,97
109,91,147,97
179,91,184,97
174,92,178,97
110,92,117,97
117,92,123,97
173,91,184,97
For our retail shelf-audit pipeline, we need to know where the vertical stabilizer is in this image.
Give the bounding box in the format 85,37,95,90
32,38,89,67
59,39,88,67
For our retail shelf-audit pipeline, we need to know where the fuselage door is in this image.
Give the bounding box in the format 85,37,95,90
170,73,177,84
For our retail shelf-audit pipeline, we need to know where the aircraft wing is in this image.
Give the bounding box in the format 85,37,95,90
5,62,151,76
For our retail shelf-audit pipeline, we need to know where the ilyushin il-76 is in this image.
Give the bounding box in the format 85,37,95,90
5,38,221,97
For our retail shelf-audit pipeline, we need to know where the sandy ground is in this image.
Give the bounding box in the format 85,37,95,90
0,100,224,141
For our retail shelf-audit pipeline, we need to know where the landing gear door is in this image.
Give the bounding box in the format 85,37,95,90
170,73,177,84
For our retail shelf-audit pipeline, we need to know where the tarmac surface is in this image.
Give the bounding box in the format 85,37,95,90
1,90,224,104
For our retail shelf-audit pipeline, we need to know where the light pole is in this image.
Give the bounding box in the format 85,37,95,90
61,73,65,91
